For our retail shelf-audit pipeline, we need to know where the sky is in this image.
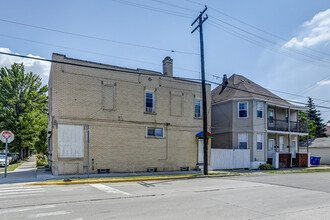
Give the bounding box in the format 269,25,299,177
0,0,330,122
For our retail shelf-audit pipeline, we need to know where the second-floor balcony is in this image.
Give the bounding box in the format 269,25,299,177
267,118,307,133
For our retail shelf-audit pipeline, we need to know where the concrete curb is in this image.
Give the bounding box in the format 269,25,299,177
21,174,239,185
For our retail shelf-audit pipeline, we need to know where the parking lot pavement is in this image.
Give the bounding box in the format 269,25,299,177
1,173,330,219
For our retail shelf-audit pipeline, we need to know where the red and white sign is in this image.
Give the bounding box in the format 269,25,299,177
0,130,14,143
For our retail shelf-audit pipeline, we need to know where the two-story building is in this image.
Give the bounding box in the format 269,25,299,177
211,74,308,169
48,54,211,175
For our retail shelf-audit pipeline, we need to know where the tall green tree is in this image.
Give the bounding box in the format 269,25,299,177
0,63,48,157
298,111,316,140
306,97,327,137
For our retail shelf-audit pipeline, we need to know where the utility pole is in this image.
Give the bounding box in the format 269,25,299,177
191,6,208,175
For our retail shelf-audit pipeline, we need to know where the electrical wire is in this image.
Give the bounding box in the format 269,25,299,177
0,34,201,75
0,18,199,56
1,50,329,110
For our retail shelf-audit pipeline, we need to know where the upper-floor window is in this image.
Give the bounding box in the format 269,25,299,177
238,133,248,149
257,102,263,118
238,102,248,118
285,109,288,122
257,134,263,150
195,100,201,118
145,91,155,113
146,127,164,137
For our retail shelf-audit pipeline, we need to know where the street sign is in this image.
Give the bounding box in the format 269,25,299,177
0,130,14,178
0,130,14,143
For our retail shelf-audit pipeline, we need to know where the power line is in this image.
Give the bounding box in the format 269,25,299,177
208,21,330,69
1,50,329,110
150,0,330,67
112,0,194,18
0,34,202,75
185,0,330,57
178,75,330,110
0,18,198,56
209,17,330,66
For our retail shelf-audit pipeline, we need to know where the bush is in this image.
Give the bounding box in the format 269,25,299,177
259,164,275,170
36,154,48,167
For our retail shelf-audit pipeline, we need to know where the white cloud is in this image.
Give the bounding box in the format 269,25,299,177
0,47,51,84
317,79,330,85
284,8,330,48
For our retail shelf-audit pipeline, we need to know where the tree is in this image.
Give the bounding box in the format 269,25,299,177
0,63,48,157
298,111,316,141
306,97,327,137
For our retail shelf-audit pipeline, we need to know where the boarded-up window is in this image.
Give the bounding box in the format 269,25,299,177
102,84,114,110
170,92,182,116
58,124,84,158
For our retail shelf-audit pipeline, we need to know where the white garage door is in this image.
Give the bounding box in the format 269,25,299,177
58,124,84,158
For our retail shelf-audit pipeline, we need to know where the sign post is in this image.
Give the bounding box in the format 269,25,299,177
0,131,14,178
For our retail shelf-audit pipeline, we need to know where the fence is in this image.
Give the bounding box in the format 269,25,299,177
210,149,250,169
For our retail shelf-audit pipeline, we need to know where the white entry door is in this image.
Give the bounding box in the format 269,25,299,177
268,139,274,158
291,140,297,158
198,139,204,164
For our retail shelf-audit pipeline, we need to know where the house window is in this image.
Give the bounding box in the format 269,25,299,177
145,91,154,113
257,102,263,118
238,102,248,118
238,133,248,149
195,100,201,118
285,109,288,122
146,127,164,137
257,134,263,150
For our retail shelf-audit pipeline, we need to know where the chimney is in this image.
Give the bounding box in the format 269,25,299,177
162,56,173,77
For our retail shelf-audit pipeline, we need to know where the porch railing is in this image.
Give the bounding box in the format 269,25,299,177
267,119,307,133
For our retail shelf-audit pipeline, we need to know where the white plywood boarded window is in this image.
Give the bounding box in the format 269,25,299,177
58,124,84,158
102,84,114,110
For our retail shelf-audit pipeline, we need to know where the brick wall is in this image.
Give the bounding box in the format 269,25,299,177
49,54,211,175
279,153,291,168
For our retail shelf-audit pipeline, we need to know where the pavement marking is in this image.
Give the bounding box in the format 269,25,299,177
0,186,43,190
0,188,45,193
90,184,131,196
0,190,45,196
28,211,70,218
0,205,55,214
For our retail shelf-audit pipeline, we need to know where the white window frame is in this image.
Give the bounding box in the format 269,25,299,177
238,133,248,149
194,99,201,118
238,102,248,118
146,127,164,138
257,102,263,119
145,90,155,113
257,133,263,151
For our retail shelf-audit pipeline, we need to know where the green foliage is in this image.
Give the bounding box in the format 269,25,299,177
299,112,316,140
259,164,275,170
0,63,48,154
36,153,48,167
306,97,327,137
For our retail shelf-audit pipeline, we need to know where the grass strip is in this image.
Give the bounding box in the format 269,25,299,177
265,168,330,174
0,161,24,173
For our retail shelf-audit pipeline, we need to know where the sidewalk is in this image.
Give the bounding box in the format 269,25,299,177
0,155,38,184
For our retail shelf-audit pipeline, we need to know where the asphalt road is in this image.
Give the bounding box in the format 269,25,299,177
1,172,330,219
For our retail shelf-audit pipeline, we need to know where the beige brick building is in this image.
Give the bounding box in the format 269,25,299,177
48,54,211,175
